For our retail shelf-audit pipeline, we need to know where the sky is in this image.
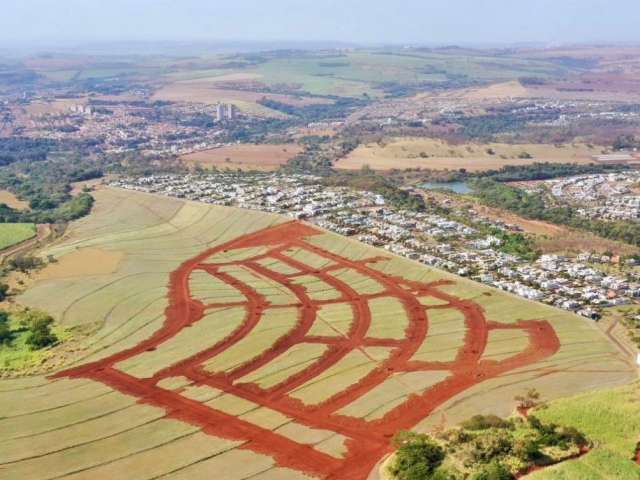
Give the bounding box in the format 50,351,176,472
1,0,639,48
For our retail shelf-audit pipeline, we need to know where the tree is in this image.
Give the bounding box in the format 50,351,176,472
21,310,58,350
0,283,9,301
515,388,542,412
390,431,446,480
0,310,11,344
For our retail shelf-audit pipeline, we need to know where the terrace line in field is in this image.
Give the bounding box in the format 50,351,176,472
3,188,635,480
53,218,571,479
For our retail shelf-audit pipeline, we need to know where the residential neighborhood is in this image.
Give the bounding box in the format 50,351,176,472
113,173,640,322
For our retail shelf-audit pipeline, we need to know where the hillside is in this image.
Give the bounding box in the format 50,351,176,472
0,187,635,480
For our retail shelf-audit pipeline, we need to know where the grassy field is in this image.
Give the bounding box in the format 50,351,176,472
0,223,36,250
151,82,330,118
154,49,572,103
180,144,302,171
0,187,634,479
527,382,640,479
338,138,599,171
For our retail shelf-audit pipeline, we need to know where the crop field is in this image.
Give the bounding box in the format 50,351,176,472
0,188,635,479
157,49,571,100
152,81,331,118
180,144,302,171
0,223,36,251
337,138,598,171
528,382,640,479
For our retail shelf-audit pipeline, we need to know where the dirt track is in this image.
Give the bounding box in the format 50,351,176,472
54,221,560,479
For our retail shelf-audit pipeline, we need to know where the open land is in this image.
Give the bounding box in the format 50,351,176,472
338,138,598,171
0,223,37,251
527,382,640,479
0,190,29,210
180,144,302,171
0,187,634,480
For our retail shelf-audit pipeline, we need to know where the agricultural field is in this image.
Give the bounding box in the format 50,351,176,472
154,48,572,103
181,144,302,171
0,187,635,479
527,382,640,479
0,223,36,251
152,80,331,118
337,138,599,171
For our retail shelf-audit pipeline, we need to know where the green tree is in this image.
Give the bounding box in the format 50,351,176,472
390,431,446,480
0,310,11,344
470,461,513,480
22,311,58,350
0,283,9,301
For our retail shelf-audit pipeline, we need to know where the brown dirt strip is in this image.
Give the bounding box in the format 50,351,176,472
54,221,561,479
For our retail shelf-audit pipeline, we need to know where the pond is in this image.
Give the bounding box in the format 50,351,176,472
420,181,473,194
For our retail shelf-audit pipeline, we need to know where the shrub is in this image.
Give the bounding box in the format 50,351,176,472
461,415,512,431
390,431,446,480
21,310,58,350
0,310,11,344
470,461,514,480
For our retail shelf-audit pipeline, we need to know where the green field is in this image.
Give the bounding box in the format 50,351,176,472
0,223,36,250
527,382,640,479
161,49,572,98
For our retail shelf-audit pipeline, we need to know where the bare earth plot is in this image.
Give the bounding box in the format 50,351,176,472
181,144,302,171
338,138,598,172
0,188,635,480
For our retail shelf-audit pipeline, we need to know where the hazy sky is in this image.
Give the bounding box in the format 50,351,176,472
2,0,639,47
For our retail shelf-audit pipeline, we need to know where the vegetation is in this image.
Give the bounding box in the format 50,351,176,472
388,413,589,480
471,178,640,247
0,308,68,372
22,310,58,349
528,382,640,479
323,169,426,212
0,223,36,250
475,162,629,183
257,97,368,122
390,431,447,480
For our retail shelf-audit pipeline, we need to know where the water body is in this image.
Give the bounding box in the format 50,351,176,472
421,181,472,194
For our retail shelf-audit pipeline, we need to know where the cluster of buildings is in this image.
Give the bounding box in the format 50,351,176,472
216,103,238,122
534,173,640,220
112,173,640,320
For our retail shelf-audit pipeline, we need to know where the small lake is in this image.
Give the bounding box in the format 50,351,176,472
421,181,473,194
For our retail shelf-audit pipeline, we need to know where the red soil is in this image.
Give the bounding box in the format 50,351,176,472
54,221,561,479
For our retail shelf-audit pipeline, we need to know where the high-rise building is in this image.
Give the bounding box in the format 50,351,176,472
226,104,237,120
216,103,225,122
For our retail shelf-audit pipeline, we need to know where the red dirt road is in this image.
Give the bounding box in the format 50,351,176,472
54,221,561,479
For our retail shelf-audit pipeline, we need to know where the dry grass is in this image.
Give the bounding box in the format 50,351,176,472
338,138,598,171
181,144,301,171
37,248,124,280
153,78,331,118
23,98,86,116
0,190,29,210
534,230,639,256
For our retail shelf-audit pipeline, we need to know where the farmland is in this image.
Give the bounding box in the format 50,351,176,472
180,144,303,171
337,138,599,171
0,187,634,479
0,223,36,251
527,382,640,479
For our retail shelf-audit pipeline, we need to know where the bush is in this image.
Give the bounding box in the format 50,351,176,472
470,461,514,480
471,430,512,463
22,310,58,350
390,431,446,480
461,415,512,431
0,310,11,344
